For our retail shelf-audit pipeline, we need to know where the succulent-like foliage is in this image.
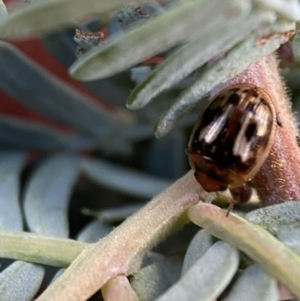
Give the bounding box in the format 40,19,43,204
0,1,300,301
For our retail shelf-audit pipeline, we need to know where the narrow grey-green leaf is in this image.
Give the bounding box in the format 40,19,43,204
0,0,147,38
70,0,251,81
155,241,239,301
127,11,275,110
222,264,278,301
1,118,94,150
0,152,25,231
0,0,7,20
0,116,66,150
76,220,113,243
292,30,300,63
155,21,295,137
31,172,214,301
83,204,143,223
256,0,300,21
51,269,65,283
81,158,171,198
277,223,300,256
0,41,116,137
132,256,182,301
189,203,300,299
0,261,45,301
181,230,213,275
245,201,300,234
24,155,80,237
141,252,165,269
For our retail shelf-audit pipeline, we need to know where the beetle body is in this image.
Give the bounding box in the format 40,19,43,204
187,84,276,192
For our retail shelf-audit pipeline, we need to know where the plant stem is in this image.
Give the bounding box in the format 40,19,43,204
36,171,212,301
188,203,300,299
0,231,87,267
215,54,300,205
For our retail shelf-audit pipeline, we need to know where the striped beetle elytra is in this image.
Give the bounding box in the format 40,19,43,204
187,84,276,192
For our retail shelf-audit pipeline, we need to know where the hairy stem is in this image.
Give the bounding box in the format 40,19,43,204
36,171,213,301
188,203,300,299
216,54,300,205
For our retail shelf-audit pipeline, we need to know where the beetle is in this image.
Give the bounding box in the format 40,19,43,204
187,84,276,192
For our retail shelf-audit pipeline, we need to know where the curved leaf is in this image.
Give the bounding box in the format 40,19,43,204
127,11,275,110
82,204,143,223
292,30,300,63
222,264,278,301
0,116,66,150
245,201,300,234
256,0,300,21
155,241,239,301
0,0,147,38
35,171,212,301
181,229,213,275
155,21,296,137
70,0,251,81
0,261,45,301
0,41,116,136
131,256,182,301
81,158,171,198
188,203,300,299
0,0,7,20
0,152,25,231
0,117,95,150
276,223,300,256
76,220,113,243
24,155,80,237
